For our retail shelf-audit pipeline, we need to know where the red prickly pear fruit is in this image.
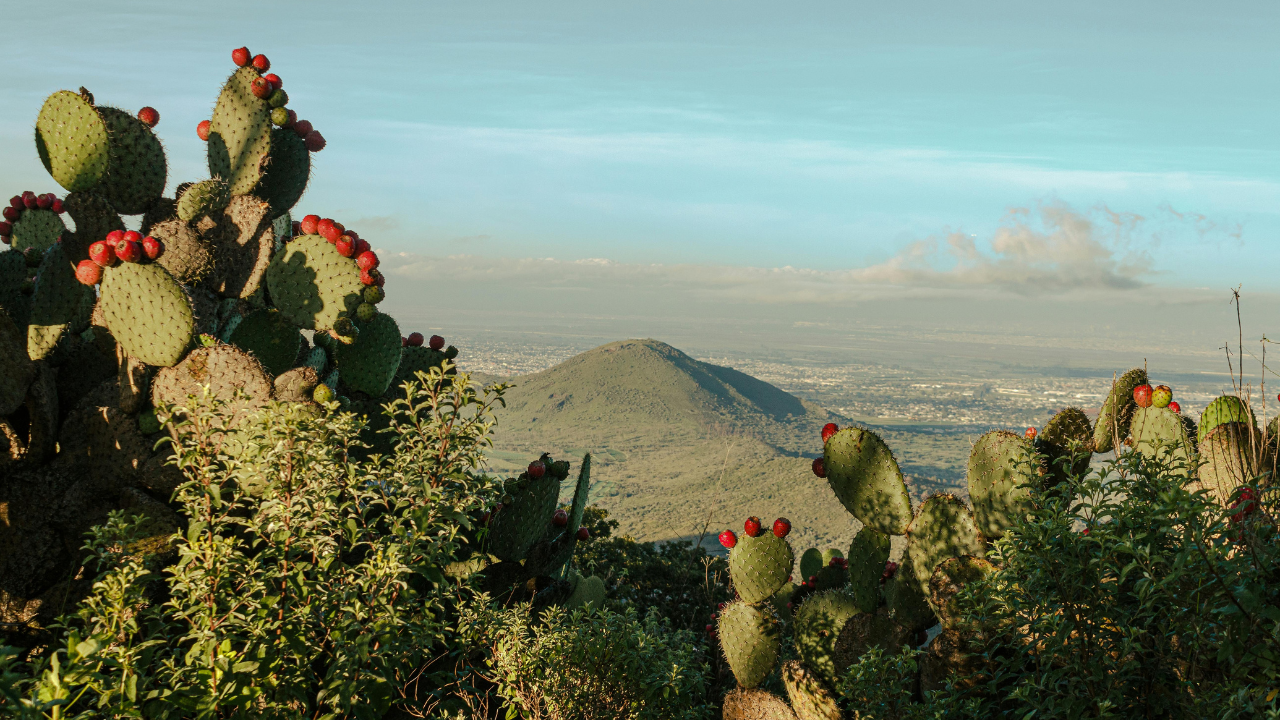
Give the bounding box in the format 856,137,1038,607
232,47,251,67
141,236,163,260
401,336,408,347
197,120,211,141
807,576,817,588
429,335,445,351
1229,487,1259,524
356,251,379,272
284,108,297,127
251,76,272,99
22,191,38,209
1025,427,1037,440
576,526,590,541
114,238,142,263
552,508,568,527
743,516,762,537
264,73,282,90
1,207,17,223
251,54,270,71
705,624,714,633
304,130,326,152
75,259,102,285
821,423,839,443
123,230,142,244
406,332,424,347
300,214,320,235
359,269,381,286
717,602,726,610
772,517,791,538
719,529,737,549
36,194,52,210
50,197,63,213
811,457,826,478
316,218,335,238
105,229,124,245
527,461,546,479
292,119,313,138
334,236,356,257
1151,385,1172,409
321,225,342,244
1168,401,1181,413
1133,384,1153,408
137,106,159,127
88,241,115,267
0,222,9,236
353,238,371,256
9,196,22,209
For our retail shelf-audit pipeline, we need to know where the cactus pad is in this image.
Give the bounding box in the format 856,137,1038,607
302,345,328,375
833,609,912,673
780,661,842,720
0,251,32,328
395,344,458,385
795,590,861,684
228,308,302,377
149,217,215,284
9,208,66,254
1039,406,1093,485
564,574,606,611
1130,405,1195,474
822,426,914,535
1094,367,1147,453
883,554,936,632
968,430,1036,539
847,525,891,613
718,600,782,689
264,234,364,331
62,191,124,264
905,494,985,600
27,245,89,361
99,262,194,367
928,555,995,625
273,366,319,403
1198,395,1255,445
799,548,824,583
35,90,110,193
97,107,166,214
1195,423,1258,507
256,128,310,220
722,688,798,720
177,178,231,222
207,67,272,196
333,311,402,396
729,530,795,604
151,344,273,408
488,470,561,563
201,195,274,299
0,308,36,416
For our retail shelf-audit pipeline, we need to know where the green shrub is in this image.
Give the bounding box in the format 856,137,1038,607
462,602,713,720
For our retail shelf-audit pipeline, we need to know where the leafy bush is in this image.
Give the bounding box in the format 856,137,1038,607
462,602,713,720
5,367,506,719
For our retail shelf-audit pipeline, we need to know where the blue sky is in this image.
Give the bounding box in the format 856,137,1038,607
2,1,1277,294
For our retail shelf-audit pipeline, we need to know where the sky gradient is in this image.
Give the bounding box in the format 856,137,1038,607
2,1,1277,302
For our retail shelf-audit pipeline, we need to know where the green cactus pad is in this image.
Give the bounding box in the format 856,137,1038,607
35,90,110,193
201,195,274,299
847,525,891,613
1198,395,1256,445
1130,405,1195,477
395,345,457,385
1094,367,1147,453
273,366,319,403
0,308,36,416
488,471,561,563
564,574,606,611
176,178,231,222
883,554,936,632
99,262,194,367
207,67,273,196
62,191,124,264
1194,422,1258,507
256,128,310,220
718,600,782,689
833,609,912,673
149,217,215,284
333,311,402,396
27,245,90,361
928,555,995,626
795,590,861,685
729,530,795,604
813,565,847,592
905,494,985,601
96,107,166,214
823,426,914,535
968,430,1037,539
302,345,328,376
780,661,841,720
799,548,824,583
271,211,292,252
0,250,32,328
264,234,364,332
9,208,66,254
1039,406,1094,485
566,453,592,538
151,344,273,408
228,308,302,377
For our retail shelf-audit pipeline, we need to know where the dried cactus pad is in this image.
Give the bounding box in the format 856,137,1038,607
968,430,1036,539
905,494,985,600
1130,405,1195,474
0,307,36,416
334,311,401,397
823,426,914,535
1198,395,1255,445
151,344,273,408
729,530,795,604
718,601,782,689
847,525,891,613
10,208,66,254
488,472,561,563
28,244,89,361
228,308,302,377
202,195,274,299
1093,367,1147,453
272,366,319,403
795,590,861,685
1195,422,1258,507
928,555,995,624
781,661,841,720
256,127,310,220
35,89,110,193
62,191,124,264
207,66,272,195
150,217,215,284
96,106,166,214
99,262,194,367
265,234,363,332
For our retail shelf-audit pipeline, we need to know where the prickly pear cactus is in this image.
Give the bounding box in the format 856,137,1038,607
488,463,564,563
822,426,914,535
794,590,861,685
99,262,195,367
62,191,122,263
264,234,364,331
883,552,935,632
781,661,842,720
333,311,401,396
729,530,795,604
927,555,995,625
564,574,606,611
1130,405,1195,474
1195,422,1260,507
847,525,891,613
722,688,798,720
34,90,111,193
1039,406,1093,485
1094,367,1147,453
968,430,1036,539
0,308,35,416
904,494,985,601
799,548,824,583
227,308,302,377
718,600,783,689
96,106,166,214
151,344,273,409
9,207,65,254
256,128,310,220
207,67,273,195
1198,395,1256,445
27,245,90,361
176,178,230,222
